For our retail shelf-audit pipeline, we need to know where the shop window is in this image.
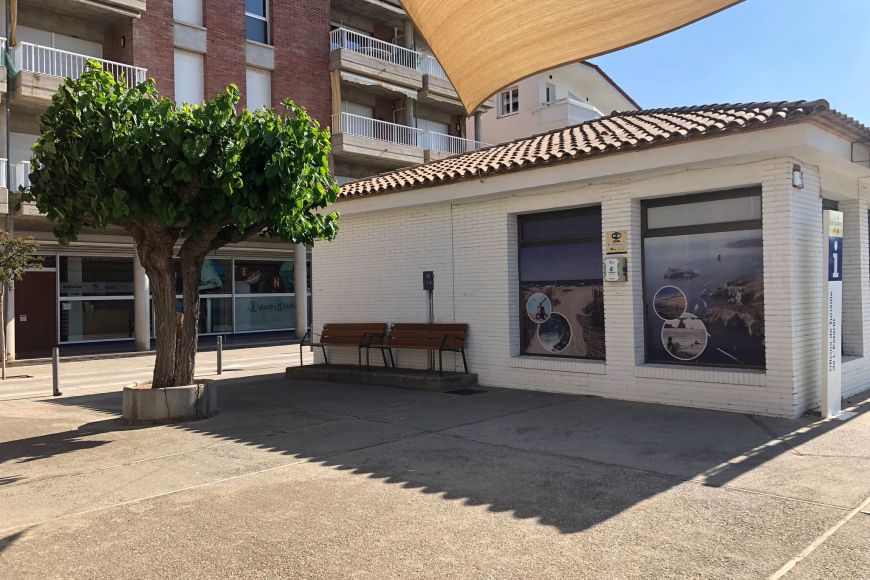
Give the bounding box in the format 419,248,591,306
234,296,294,332
642,188,764,369
61,300,133,342
518,207,605,360
172,258,231,295
234,260,294,294
60,256,133,297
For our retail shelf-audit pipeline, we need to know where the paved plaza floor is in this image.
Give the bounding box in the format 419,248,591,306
0,346,868,578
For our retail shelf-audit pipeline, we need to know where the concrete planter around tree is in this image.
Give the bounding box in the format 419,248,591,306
122,381,218,423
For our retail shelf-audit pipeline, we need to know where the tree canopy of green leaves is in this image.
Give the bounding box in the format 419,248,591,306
23,62,339,389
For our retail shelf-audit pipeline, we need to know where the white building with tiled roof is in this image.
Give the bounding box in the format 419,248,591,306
312,101,870,418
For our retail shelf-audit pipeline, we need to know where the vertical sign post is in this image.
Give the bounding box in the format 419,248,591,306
822,210,843,418
423,271,434,370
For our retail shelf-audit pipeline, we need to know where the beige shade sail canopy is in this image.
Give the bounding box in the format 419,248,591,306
400,0,742,114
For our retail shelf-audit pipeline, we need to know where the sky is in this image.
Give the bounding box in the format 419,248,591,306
591,0,870,125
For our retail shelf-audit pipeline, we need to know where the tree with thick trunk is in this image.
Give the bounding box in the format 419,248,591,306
23,63,338,389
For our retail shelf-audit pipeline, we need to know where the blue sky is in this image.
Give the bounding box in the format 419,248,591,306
592,0,870,124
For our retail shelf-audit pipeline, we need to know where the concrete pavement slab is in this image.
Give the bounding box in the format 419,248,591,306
0,416,422,531
0,432,848,579
442,395,870,506
786,513,870,579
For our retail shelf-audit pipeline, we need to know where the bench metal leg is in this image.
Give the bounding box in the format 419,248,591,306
321,345,329,365
438,348,443,377
380,348,389,367
388,348,395,368
460,348,469,374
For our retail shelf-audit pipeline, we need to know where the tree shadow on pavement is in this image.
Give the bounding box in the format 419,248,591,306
27,373,870,534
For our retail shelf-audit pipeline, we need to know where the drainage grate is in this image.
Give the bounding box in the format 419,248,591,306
444,388,486,396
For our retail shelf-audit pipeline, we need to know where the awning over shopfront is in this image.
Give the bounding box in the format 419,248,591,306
399,0,742,113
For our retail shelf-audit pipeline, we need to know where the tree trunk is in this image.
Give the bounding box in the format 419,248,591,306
173,251,204,386
130,227,179,390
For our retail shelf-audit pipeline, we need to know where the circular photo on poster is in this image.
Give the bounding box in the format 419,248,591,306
653,286,688,321
538,312,572,353
526,292,552,323
661,314,708,361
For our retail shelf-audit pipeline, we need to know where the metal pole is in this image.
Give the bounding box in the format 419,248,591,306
216,335,222,375
52,346,61,396
427,288,434,370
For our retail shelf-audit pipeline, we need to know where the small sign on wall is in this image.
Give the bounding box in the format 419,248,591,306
606,230,628,254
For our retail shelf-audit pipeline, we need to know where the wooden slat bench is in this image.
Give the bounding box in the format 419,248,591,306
370,323,469,375
300,323,388,367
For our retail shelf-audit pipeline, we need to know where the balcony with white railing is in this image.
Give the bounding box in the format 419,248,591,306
9,41,146,109
331,112,488,166
12,160,42,216
537,97,604,131
13,42,147,85
423,131,487,156
330,28,420,71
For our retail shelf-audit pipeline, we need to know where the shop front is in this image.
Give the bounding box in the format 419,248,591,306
13,250,310,357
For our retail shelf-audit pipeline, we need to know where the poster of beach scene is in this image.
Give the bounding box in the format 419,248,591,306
520,282,605,359
643,229,765,367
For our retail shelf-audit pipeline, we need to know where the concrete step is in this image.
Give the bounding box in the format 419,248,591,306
285,364,478,391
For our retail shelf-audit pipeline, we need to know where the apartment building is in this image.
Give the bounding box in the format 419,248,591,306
328,0,490,183
471,62,639,145
2,0,334,359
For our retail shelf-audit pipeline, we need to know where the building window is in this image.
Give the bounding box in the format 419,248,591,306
642,188,764,369
59,257,135,343
173,0,203,26
499,86,519,117
246,67,272,110
245,0,269,44
174,49,204,105
518,207,605,360
234,259,294,332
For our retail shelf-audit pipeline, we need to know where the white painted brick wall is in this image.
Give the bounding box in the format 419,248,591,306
313,158,870,417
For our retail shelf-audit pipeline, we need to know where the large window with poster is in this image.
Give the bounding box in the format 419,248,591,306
233,259,295,332
518,207,605,360
642,188,764,368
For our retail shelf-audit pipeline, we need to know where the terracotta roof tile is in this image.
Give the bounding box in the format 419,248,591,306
336,100,870,200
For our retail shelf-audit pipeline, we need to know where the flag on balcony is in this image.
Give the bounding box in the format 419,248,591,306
398,0,742,114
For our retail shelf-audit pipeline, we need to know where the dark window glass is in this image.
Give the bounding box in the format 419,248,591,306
234,260,294,294
245,0,266,16
518,207,604,360
60,256,133,297
642,189,764,369
246,16,268,43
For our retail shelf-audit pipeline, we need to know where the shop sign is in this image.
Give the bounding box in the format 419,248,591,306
606,230,628,254
822,210,843,417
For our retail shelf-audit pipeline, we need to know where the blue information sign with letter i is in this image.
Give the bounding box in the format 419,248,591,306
822,210,844,418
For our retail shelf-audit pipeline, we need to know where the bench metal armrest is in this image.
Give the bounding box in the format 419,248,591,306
439,334,465,350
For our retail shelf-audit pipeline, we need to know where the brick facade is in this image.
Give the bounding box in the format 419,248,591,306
203,0,247,106
103,0,176,99
272,0,331,124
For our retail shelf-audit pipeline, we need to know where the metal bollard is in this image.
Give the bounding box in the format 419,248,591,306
216,335,223,375
52,347,62,396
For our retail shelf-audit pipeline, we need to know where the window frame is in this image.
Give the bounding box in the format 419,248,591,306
640,186,765,370
517,205,605,361
498,86,519,118
245,0,270,45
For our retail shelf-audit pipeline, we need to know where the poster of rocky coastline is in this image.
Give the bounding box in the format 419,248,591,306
644,229,765,368
520,281,605,359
